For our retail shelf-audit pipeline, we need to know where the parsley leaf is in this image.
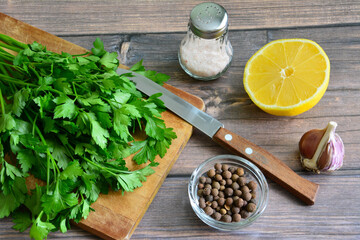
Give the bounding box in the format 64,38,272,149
12,210,33,232
29,212,56,240
53,96,77,119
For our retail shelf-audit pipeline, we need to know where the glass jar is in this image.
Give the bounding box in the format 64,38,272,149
178,2,233,81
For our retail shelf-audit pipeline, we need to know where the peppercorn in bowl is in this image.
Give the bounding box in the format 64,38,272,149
188,155,269,231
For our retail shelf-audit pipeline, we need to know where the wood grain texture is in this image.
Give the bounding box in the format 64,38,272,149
1,1,360,239
1,0,360,35
0,13,205,240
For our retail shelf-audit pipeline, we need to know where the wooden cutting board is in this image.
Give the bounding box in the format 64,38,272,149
0,13,204,240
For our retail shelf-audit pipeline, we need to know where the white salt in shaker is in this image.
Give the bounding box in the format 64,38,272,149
179,2,233,80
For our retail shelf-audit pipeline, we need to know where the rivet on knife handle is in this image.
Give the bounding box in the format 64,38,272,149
213,127,319,205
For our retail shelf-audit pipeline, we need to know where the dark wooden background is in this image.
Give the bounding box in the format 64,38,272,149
1,0,360,239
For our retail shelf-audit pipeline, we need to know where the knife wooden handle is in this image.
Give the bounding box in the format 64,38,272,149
213,127,319,205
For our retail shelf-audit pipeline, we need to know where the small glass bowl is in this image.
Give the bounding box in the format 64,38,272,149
188,155,269,231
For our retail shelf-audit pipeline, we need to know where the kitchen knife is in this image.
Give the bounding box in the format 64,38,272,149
116,68,319,205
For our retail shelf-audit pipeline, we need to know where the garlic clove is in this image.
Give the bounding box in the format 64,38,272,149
299,121,344,173
299,128,326,159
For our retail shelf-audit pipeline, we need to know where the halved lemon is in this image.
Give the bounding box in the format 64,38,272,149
243,39,330,116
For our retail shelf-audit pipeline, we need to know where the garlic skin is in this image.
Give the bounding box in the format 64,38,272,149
299,121,344,173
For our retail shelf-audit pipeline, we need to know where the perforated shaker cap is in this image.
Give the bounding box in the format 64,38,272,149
189,2,228,39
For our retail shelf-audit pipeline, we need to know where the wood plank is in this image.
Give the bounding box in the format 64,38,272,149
3,172,359,239
133,174,360,239
1,12,360,240
1,1,360,35
0,13,205,240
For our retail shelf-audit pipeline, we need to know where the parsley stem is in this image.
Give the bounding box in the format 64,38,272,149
66,144,118,176
0,42,22,52
73,82,90,93
0,51,14,61
0,73,37,87
24,110,61,179
32,114,39,136
28,65,41,81
46,154,50,193
72,82,78,100
0,89,5,115
0,62,20,69
0,62,7,75
0,34,28,50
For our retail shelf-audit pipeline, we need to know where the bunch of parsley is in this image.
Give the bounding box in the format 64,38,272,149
0,34,176,239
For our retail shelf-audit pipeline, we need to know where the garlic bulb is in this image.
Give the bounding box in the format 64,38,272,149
299,121,344,173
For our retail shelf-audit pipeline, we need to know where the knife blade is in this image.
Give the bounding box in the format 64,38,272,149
117,68,319,205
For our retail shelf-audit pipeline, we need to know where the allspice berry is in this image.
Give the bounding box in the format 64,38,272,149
214,163,222,171
199,176,206,183
207,169,216,178
204,206,214,216
243,192,252,201
212,181,220,190
222,164,229,172
222,170,232,179
248,181,257,191
251,192,257,199
233,213,241,222
236,167,244,176
231,207,240,214
246,202,256,212
229,166,236,173
213,212,221,221
203,187,211,196
234,198,244,208
217,197,225,206
215,174,222,181
231,182,240,190
199,197,206,209
234,189,242,197
225,179,233,186
220,208,227,215
218,191,225,198
240,209,250,219
205,195,214,202
241,185,250,193
231,174,239,182
237,177,246,186
221,214,232,223
225,197,233,206
224,187,233,197
211,188,219,196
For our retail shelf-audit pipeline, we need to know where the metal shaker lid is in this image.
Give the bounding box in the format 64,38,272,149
189,2,228,39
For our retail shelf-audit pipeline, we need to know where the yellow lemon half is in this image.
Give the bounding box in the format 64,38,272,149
243,39,330,116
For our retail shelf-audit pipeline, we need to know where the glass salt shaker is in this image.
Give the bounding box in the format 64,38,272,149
178,2,233,81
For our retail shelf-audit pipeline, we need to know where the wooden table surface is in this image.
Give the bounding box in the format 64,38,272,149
1,1,360,239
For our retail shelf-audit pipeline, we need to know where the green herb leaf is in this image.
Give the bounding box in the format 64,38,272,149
12,210,33,232
53,96,77,119
29,213,56,240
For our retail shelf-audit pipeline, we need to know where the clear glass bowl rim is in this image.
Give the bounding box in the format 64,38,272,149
188,154,269,230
